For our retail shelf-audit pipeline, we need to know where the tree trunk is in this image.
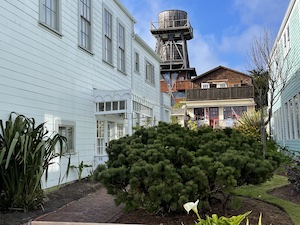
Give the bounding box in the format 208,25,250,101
260,108,266,159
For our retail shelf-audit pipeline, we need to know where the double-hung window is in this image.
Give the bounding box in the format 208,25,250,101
118,23,125,72
79,0,92,51
104,9,112,64
145,61,155,84
58,125,75,154
39,0,60,33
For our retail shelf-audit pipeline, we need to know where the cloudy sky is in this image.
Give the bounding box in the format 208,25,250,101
120,0,290,75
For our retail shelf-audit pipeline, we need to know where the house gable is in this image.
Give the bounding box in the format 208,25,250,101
192,66,252,88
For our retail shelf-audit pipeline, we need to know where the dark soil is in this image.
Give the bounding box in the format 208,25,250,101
0,178,298,225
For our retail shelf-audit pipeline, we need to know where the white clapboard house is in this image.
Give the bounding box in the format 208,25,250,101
0,0,171,188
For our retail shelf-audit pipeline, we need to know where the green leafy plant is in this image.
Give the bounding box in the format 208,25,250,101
0,112,69,210
235,111,261,140
183,200,251,225
70,161,92,181
97,122,283,214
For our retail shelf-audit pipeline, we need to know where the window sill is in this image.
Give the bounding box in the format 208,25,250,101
102,60,114,68
118,69,127,75
78,45,94,56
39,22,62,37
145,80,156,87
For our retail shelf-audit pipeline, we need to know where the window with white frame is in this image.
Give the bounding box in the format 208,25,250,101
289,99,295,139
39,0,60,32
217,82,227,88
96,120,105,155
273,109,283,140
103,8,112,64
96,100,126,112
117,123,124,138
118,23,125,72
134,51,140,73
285,102,291,139
145,60,155,84
133,101,153,126
58,122,75,154
79,0,92,51
201,83,210,89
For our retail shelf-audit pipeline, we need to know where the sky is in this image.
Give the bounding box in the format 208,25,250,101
120,0,290,75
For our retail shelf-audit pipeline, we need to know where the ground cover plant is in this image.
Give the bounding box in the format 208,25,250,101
95,122,283,214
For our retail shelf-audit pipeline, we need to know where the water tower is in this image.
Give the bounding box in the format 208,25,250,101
151,10,196,104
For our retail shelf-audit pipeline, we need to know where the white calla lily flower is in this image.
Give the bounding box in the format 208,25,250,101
183,200,199,214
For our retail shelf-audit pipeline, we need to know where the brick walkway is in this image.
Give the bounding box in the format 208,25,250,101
34,187,124,223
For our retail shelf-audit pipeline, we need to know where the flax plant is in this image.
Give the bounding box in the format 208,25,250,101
0,112,69,210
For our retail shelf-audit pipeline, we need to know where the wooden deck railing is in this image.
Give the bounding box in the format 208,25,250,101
186,86,254,100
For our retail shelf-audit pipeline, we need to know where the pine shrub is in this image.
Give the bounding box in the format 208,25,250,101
96,122,282,214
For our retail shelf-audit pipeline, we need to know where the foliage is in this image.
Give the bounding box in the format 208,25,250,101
248,29,295,159
0,112,68,211
186,119,197,130
235,111,262,140
184,200,251,225
286,156,300,193
70,161,92,181
250,69,269,111
96,122,282,214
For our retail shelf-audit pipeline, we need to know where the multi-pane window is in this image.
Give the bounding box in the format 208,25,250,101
201,83,210,89
104,9,112,64
118,23,125,72
96,121,105,155
79,0,91,51
117,124,124,138
145,61,155,84
59,125,74,153
39,0,60,32
96,100,126,112
223,106,247,119
285,102,290,139
134,51,140,72
289,99,295,139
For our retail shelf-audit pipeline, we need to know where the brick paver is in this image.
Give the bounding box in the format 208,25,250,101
34,188,124,223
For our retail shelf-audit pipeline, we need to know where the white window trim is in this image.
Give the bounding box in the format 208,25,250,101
39,0,62,35
55,120,76,154
201,83,210,89
134,50,140,73
103,6,113,65
145,60,155,85
78,0,93,53
292,95,299,139
118,21,126,73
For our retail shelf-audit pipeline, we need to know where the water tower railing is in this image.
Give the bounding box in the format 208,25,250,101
150,18,192,30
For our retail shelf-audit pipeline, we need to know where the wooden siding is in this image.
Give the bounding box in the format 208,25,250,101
186,86,254,101
271,0,300,153
0,1,166,188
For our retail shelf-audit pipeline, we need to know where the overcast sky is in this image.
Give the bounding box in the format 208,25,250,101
120,0,290,75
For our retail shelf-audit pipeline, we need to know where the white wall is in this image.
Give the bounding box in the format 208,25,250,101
0,0,168,188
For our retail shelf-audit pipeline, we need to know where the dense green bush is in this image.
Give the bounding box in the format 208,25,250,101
95,122,282,214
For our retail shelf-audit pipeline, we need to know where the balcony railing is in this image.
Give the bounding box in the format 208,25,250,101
186,86,254,101
160,80,200,92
